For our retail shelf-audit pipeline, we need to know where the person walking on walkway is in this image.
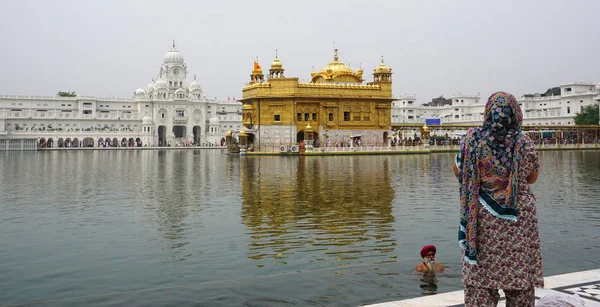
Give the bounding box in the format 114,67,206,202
453,91,543,306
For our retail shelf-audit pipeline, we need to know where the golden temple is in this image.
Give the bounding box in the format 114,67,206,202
239,49,395,149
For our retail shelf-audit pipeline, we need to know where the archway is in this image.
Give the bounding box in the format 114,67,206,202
82,137,94,147
72,137,79,147
383,131,388,144
47,138,54,148
98,138,104,147
193,126,202,145
65,138,72,148
121,137,128,147
112,138,118,147
158,125,167,146
58,138,64,148
220,137,226,146
135,137,141,147
296,130,305,143
105,136,111,146
128,138,135,147
173,126,186,138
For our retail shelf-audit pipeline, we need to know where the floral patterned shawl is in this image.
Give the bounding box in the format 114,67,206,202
456,92,525,264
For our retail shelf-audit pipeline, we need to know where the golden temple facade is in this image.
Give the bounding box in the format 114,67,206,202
239,49,394,148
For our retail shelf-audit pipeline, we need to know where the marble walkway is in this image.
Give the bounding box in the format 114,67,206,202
364,269,600,307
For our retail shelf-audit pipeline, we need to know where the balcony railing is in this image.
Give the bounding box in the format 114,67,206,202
0,111,141,120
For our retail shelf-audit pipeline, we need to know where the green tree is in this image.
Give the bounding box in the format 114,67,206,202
543,87,561,96
57,91,77,97
574,104,599,125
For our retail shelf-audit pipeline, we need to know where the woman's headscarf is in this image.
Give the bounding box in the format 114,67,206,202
456,91,524,264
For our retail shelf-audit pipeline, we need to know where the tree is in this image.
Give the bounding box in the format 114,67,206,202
574,104,599,125
57,91,77,97
543,87,561,96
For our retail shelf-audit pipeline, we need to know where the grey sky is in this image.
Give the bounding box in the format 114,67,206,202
2,0,599,103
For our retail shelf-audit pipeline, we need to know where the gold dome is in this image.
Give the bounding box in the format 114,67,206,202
305,123,313,132
422,124,429,132
312,48,362,83
375,56,391,73
271,57,283,69
318,50,354,75
239,129,248,137
226,130,232,137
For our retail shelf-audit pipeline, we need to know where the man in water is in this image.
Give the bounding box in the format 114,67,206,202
415,245,445,272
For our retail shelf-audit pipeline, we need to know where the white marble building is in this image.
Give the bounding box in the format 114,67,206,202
0,42,243,147
392,82,600,126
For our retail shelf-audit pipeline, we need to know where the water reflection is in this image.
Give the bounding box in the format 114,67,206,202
419,272,438,295
240,156,397,266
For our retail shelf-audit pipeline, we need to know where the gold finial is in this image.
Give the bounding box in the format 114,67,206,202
275,49,278,58
381,55,384,64
334,48,339,61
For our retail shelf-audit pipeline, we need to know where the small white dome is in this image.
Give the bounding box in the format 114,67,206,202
188,80,202,91
154,80,168,89
135,88,146,95
209,117,220,125
147,82,155,92
142,116,153,124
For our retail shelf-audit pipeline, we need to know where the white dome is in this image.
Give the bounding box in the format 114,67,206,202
209,117,220,125
147,82,155,92
164,49,185,65
142,116,153,124
188,80,202,91
135,88,146,95
175,88,186,93
154,80,167,89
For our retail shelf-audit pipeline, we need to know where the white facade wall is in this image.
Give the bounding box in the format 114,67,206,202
0,44,243,147
391,83,600,126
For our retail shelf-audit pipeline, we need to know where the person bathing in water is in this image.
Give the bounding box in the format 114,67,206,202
415,245,445,272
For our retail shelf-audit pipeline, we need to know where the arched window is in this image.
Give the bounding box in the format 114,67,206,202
328,112,334,121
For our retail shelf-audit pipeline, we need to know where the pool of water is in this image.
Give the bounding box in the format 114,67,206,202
0,150,598,306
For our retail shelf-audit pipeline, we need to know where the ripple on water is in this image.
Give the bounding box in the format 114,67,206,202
0,151,598,306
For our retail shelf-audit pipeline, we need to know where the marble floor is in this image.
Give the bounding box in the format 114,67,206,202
364,269,600,307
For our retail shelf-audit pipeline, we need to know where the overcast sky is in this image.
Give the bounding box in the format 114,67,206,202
2,0,599,104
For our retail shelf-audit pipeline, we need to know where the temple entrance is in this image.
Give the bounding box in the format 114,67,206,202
383,131,388,144
296,130,305,142
158,125,166,146
193,126,201,145
173,126,186,138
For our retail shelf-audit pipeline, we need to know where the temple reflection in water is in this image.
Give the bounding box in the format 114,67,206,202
240,155,396,266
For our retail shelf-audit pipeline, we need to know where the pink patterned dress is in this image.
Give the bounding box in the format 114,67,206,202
462,135,544,289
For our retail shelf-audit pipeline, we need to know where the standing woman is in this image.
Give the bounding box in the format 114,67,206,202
453,92,543,306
